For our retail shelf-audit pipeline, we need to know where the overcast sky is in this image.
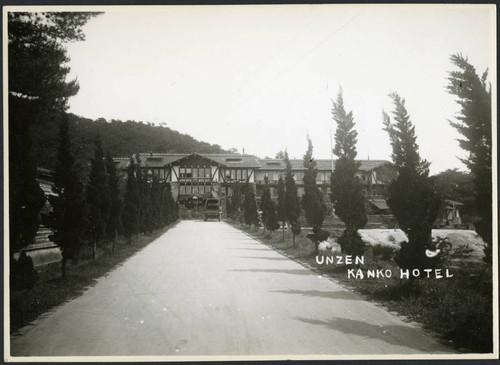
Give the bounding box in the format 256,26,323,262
65,4,495,175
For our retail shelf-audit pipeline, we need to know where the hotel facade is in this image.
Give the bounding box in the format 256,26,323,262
114,153,396,216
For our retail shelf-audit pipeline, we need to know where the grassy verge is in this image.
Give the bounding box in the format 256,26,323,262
231,221,493,354
10,222,177,333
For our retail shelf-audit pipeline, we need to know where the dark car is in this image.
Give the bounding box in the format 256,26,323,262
204,198,221,222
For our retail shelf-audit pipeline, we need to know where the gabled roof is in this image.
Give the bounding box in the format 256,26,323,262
139,153,186,167
113,153,390,171
258,159,390,171
201,154,262,168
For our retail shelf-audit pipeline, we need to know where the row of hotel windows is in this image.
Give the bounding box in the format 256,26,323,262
146,167,371,184
179,167,213,179
179,184,212,196
258,172,331,182
179,167,250,181
225,169,249,181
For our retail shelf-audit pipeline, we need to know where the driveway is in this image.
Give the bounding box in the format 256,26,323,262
10,220,455,358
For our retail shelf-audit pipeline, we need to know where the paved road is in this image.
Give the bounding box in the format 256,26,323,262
10,221,455,358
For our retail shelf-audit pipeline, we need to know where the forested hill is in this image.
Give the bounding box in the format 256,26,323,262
30,113,228,180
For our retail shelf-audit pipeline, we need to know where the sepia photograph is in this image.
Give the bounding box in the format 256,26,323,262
4,3,497,361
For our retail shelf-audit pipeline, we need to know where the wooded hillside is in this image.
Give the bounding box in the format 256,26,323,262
30,113,227,180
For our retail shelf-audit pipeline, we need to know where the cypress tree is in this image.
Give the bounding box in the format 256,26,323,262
105,151,122,252
122,158,140,244
330,90,367,255
284,151,301,246
150,175,162,229
383,92,441,272
447,54,492,264
243,183,260,228
86,135,111,260
302,136,328,254
142,172,153,233
260,176,272,233
230,182,242,222
43,115,87,278
135,155,147,234
265,200,279,234
165,183,178,223
277,175,286,241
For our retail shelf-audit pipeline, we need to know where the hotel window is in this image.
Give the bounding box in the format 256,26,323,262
230,169,236,180
242,169,248,180
193,185,199,195
180,185,186,195
186,185,192,195
180,167,192,178
192,168,198,179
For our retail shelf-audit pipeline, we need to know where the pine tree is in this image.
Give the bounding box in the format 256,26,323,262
43,115,87,277
9,13,99,257
122,158,140,244
86,135,111,260
105,151,122,252
277,175,286,241
260,176,272,233
243,183,260,228
383,92,441,272
447,53,492,263
284,151,301,246
302,136,328,254
330,90,367,255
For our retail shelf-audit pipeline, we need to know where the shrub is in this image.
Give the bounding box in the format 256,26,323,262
11,251,38,291
373,245,397,261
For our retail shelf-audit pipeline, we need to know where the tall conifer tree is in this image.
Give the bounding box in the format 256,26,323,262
447,54,492,263
284,151,301,246
260,176,272,233
86,135,110,260
43,115,87,277
122,158,140,244
105,151,122,252
9,13,99,258
330,90,367,255
243,183,260,228
302,136,328,253
383,92,441,272
276,175,286,241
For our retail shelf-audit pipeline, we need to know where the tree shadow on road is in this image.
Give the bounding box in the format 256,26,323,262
294,316,452,354
273,289,360,301
230,268,316,276
226,248,272,251
233,256,289,261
